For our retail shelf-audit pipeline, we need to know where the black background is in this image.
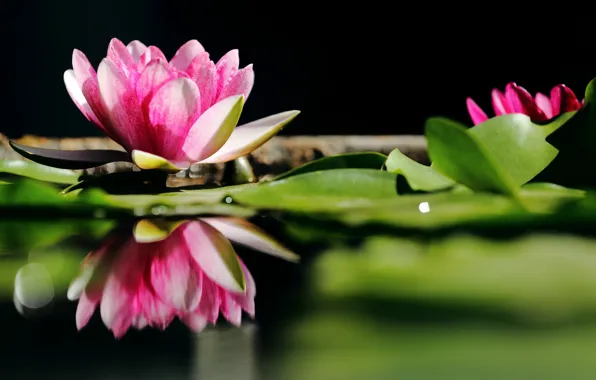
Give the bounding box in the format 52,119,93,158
1,2,589,138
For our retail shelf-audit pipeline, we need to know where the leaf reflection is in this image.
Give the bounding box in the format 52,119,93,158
67,217,298,338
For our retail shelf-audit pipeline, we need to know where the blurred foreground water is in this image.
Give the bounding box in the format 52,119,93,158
1,217,596,379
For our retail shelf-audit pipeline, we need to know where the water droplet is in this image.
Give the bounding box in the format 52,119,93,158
151,205,169,215
133,207,146,216
224,196,233,204
418,201,430,213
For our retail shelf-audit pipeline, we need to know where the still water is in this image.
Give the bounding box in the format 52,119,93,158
2,216,596,379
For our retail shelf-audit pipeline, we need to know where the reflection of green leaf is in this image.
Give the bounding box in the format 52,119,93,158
315,234,596,323
0,250,83,297
385,148,454,192
0,219,114,255
278,312,596,380
274,152,388,181
425,117,519,197
0,160,80,184
543,78,596,188
469,113,573,185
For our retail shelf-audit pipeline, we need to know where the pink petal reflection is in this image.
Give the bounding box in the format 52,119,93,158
67,217,291,338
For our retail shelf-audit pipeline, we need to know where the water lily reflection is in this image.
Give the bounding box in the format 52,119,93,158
67,217,297,338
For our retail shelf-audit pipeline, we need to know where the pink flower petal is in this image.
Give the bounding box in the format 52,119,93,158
72,50,125,145
465,97,489,125
215,49,239,97
148,77,201,158
182,221,246,293
196,278,221,324
149,236,202,312
138,284,175,330
181,95,244,162
170,39,205,71
127,40,147,64
199,110,300,164
138,46,168,71
100,277,133,337
182,314,208,332
218,64,255,102
551,84,582,115
99,240,145,337
505,83,547,121
63,70,103,128
76,291,99,330
220,292,243,326
231,260,256,317
97,58,149,151
132,314,148,330
491,89,511,115
186,52,217,111
202,217,298,261
107,38,137,80
136,60,174,108
535,92,553,119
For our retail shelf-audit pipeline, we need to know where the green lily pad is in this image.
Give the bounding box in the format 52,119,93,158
469,113,574,186
0,160,80,184
385,148,454,192
206,169,399,212
425,117,519,198
274,152,388,181
0,179,254,218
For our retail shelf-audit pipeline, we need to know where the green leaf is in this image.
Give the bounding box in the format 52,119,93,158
0,160,80,184
385,148,454,192
543,78,596,188
468,113,572,186
425,117,520,197
274,152,388,181
0,219,114,255
0,179,254,218
314,233,596,323
212,169,399,212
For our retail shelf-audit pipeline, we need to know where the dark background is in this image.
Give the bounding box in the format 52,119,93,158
1,2,589,138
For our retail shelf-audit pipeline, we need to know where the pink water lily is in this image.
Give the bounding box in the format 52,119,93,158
64,38,300,170
466,82,582,125
67,218,297,338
